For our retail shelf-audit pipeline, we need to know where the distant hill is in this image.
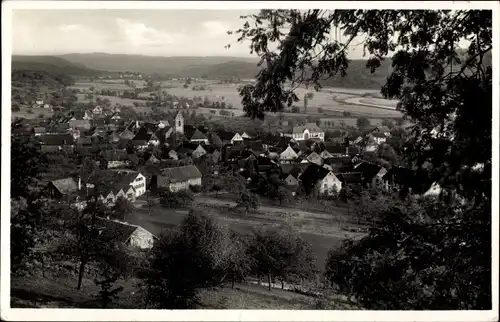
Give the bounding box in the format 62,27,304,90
12,55,102,76
58,53,259,76
58,53,390,89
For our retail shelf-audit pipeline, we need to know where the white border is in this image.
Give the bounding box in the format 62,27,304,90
1,1,499,321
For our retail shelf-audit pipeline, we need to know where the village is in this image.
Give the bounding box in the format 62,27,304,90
12,96,444,252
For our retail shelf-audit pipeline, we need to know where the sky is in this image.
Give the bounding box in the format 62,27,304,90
11,9,367,58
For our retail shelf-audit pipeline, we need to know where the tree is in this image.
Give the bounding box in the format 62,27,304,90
381,119,395,129
356,117,370,129
231,9,491,308
57,199,118,290
236,191,259,214
112,197,134,221
11,129,47,199
159,189,194,208
317,107,324,113
140,210,232,308
225,232,254,289
275,186,291,206
325,197,491,309
248,225,317,291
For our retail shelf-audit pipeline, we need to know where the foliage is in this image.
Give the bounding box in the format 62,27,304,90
94,261,125,308
10,199,51,276
159,189,194,208
232,9,492,308
111,197,134,221
325,198,491,309
248,225,317,290
356,117,371,129
57,199,125,289
11,129,48,199
140,210,232,309
236,191,260,214
225,232,254,288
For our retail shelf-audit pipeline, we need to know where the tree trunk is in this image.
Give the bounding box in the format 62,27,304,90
281,280,285,290
268,273,272,291
231,275,235,289
77,260,86,290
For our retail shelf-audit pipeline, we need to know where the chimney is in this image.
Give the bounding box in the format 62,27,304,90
136,120,139,129
78,176,82,191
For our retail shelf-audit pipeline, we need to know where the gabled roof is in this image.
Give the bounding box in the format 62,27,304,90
94,217,144,244
38,134,75,146
50,177,79,195
354,161,383,182
291,122,323,134
215,130,237,141
158,165,202,183
336,172,363,184
189,129,208,141
120,128,135,140
299,164,332,183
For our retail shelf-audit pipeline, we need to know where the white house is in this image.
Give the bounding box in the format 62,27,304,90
191,144,208,159
318,171,343,195
282,123,325,141
154,165,202,192
93,106,103,115
279,145,299,163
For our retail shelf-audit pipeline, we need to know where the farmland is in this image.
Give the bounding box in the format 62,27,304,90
69,78,403,121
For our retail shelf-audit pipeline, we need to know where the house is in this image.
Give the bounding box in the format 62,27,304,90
119,128,135,140
91,170,147,198
321,143,346,159
33,127,46,136
93,106,103,115
186,127,209,144
215,130,244,145
284,173,300,186
95,217,157,249
305,151,324,166
353,161,387,188
336,172,364,190
279,145,299,163
299,164,342,195
38,134,75,152
42,177,79,199
145,154,160,165
241,132,252,139
69,119,91,130
261,133,283,151
152,165,202,192
101,149,130,169
282,123,325,141
191,144,208,159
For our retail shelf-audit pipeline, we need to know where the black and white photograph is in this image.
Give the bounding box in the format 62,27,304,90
1,1,498,321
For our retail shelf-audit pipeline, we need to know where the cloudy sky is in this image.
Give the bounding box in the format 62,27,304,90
12,9,366,58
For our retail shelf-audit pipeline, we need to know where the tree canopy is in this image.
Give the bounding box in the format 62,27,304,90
231,9,492,309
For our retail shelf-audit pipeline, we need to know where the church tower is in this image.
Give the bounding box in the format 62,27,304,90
174,112,184,135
